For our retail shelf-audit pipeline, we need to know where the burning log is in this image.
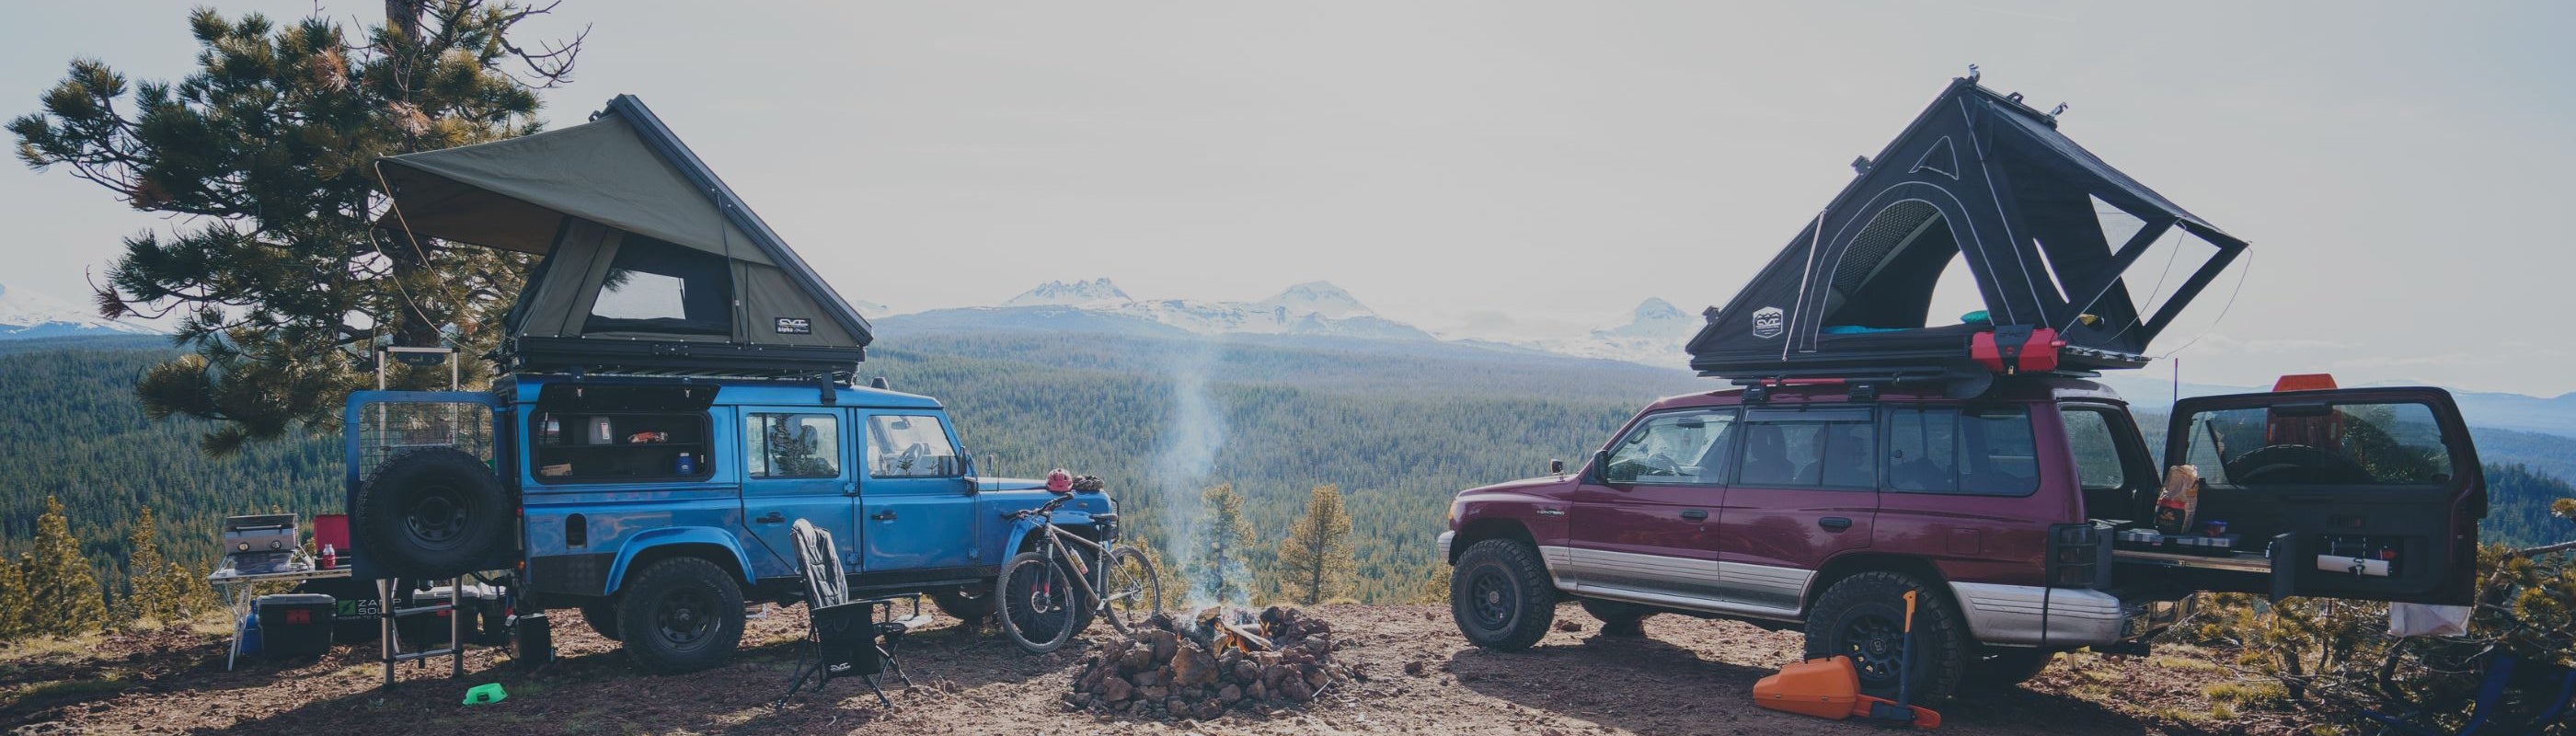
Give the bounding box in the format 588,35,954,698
1066,606,1359,719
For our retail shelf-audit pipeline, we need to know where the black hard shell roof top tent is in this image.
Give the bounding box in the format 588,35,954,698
1686,72,2249,382
375,95,871,379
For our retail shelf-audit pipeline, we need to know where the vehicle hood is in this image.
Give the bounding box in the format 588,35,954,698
976,477,1051,492
1461,475,1571,499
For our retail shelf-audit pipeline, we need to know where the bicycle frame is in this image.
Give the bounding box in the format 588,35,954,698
1029,518,1150,617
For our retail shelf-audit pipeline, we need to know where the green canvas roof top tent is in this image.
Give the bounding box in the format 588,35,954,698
377,95,870,378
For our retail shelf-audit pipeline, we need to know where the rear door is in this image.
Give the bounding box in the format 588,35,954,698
736,408,858,578
2166,388,2484,604
1715,407,1880,615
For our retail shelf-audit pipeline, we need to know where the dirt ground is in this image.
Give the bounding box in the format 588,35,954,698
0,604,2304,735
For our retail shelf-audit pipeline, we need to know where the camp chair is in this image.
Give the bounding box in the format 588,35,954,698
2357,652,2576,736
776,520,933,707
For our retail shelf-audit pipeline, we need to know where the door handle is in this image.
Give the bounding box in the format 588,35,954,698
753,512,786,524
1818,517,1853,532
871,509,898,522
1679,509,1709,522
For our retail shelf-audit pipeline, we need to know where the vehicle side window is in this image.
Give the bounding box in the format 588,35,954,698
1736,408,1875,489
1885,407,2039,496
529,410,711,483
867,414,962,477
744,412,839,478
1603,409,1735,485
2060,408,2134,490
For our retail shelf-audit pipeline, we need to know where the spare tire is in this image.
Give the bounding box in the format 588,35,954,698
355,447,511,579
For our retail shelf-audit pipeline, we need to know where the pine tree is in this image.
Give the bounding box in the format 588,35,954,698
9,2,587,454
121,507,180,626
1411,557,1452,605
1274,485,1355,605
0,554,28,639
24,497,106,636
1190,484,1258,605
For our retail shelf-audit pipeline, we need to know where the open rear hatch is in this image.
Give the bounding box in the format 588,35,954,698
2115,386,2485,604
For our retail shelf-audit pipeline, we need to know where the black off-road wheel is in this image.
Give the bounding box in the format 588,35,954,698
929,586,997,624
1450,538,1557,650
580,600,622,641
614,557,745,674
1964,649,2058,692
1803,571,1972,702
353,447,511,580
1581,599,1654,638
996,550,1094,654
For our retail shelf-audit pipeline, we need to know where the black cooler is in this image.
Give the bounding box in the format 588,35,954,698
254,593,336,658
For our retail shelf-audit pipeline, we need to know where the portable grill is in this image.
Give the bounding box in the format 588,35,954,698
221,513,301,575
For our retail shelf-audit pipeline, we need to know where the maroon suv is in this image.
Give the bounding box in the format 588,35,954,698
1441,375,2484,699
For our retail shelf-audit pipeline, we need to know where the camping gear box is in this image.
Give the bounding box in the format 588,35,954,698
253,593,335,658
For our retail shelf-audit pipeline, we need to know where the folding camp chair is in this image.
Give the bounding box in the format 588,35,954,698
776,520,934,707
2358,653,2576,736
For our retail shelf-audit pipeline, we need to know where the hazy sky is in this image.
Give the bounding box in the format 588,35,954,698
4,2,2570,395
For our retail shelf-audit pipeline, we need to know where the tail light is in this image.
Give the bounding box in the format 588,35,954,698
2047,522,2113,590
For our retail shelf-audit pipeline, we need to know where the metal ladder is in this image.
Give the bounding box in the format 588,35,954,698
380,578,467,685
372,346,470,686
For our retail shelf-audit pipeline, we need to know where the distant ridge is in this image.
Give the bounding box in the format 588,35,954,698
0,282,162,340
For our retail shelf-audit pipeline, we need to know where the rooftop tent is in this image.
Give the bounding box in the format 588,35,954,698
1686,75,2248,380
376,95,871,377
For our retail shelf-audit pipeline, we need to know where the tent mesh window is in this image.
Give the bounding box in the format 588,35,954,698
1822,200,1961,330
584,237,733,336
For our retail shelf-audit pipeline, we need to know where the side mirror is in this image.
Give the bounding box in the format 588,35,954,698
1547,458,1565,476
1584,450,1609,484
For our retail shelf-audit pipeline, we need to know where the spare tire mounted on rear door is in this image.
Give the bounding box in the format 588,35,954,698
355,447,512,579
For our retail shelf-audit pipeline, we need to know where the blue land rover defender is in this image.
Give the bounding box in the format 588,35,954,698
342,96,1113,673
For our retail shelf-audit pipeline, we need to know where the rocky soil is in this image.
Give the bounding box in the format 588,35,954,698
1,604,2298,735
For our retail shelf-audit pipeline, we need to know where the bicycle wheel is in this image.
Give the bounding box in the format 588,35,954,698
996,549,1079,654
1100,545,1162,633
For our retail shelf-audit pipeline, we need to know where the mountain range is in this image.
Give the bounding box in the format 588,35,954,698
0,282,160,339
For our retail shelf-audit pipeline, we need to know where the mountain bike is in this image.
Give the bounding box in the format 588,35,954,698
995,494,1163,653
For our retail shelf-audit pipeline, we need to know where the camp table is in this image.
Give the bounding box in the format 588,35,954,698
207,564,351,671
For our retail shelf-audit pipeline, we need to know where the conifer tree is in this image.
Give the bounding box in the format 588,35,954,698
1274,485,1355,605
9,1,587,454
24,497,106,636
121,507,180,625
1190,484,1258,605
0,554,28,639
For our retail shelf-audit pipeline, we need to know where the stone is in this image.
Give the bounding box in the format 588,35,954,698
1173,643,1219,687
1403,660,1427,676
1304,664,1330,689
1279,678,1314,702
1218,684,1243,703
1194,699,1225,719
1141,684,1169,701
1101,676,1133,702
1120,645,1155,673
1149,629,1180,661
1131,670,1162,688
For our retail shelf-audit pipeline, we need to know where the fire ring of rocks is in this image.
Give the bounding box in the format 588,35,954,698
1066,606,1361,719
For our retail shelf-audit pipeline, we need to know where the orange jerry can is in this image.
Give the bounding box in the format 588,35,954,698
1753,655,1863,719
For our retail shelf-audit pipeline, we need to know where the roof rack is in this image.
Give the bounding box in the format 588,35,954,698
501,336,861,384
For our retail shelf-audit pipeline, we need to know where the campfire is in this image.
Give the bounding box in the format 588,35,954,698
1066,605,1359,719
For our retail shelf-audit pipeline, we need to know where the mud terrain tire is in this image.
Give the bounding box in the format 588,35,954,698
353,448,511,579
1451,538,1556,650
1803,571,1972,701
614,557,745,674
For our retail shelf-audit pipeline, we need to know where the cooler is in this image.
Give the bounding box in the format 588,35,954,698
253,593,336,659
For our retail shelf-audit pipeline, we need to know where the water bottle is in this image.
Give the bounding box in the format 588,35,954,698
320,544,337,570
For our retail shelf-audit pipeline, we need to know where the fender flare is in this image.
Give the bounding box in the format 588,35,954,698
1003,510,1098,557
604,526,757,595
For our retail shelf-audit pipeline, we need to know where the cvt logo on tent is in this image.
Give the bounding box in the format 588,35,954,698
1751,306,1785,339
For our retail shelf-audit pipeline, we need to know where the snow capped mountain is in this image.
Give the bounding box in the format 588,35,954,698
852,299,893,319
0,282,162,339
972,279,1427,341
1258,281,1374,320
1005,278,1133,307
1534,297,1700,364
